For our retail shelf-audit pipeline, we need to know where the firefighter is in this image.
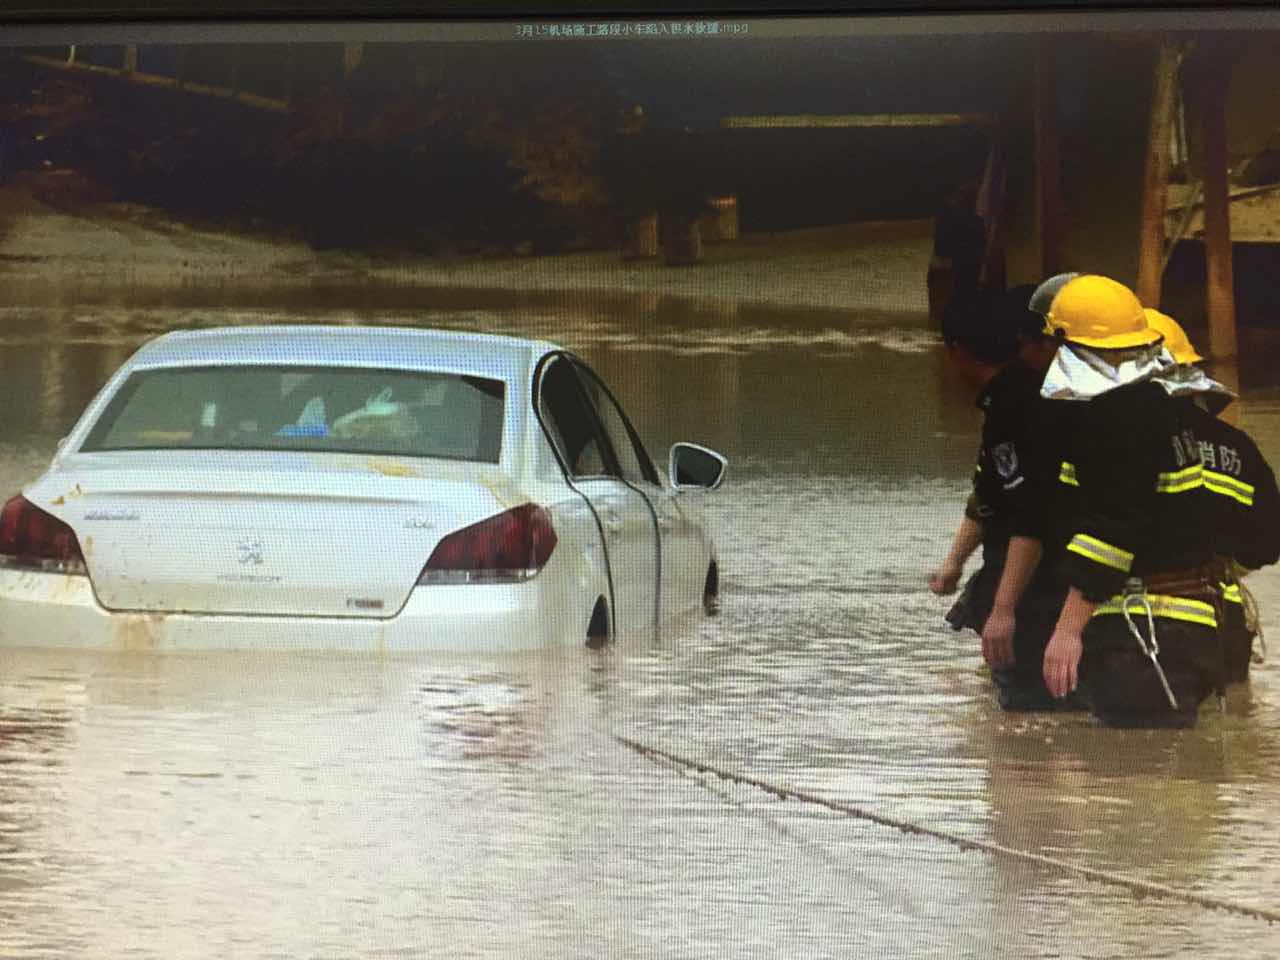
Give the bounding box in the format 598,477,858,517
1146,308,1280,683
1037,275,1224,727
932,286,1074,710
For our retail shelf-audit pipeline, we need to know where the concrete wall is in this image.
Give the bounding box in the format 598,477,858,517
1004,36,1160,289
1058,39,1159,289
1218,35,1280,163
1000,40,1043,287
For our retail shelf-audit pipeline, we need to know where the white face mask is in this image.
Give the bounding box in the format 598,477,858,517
1040,341,1176,401
1153,362,1236,406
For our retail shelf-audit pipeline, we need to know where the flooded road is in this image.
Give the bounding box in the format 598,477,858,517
2,284,1280,958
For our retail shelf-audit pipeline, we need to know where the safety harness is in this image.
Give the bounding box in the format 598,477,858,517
1097,564,1229,711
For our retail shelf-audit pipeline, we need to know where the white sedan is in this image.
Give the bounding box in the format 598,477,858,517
0,326,726,651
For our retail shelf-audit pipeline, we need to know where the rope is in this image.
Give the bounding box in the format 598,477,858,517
1234,565,1267,664
615,735,1280,926
1120,585,1180,711
636,746,934,922
635,740,1003,958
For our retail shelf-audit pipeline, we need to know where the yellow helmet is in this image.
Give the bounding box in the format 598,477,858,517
1143,308,1204,365
1043,275,1162,349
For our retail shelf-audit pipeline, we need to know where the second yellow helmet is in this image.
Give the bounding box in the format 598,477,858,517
1143,308,1205,365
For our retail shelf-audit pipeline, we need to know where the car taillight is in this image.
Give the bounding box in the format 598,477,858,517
418,504,557,585
0,495,88,575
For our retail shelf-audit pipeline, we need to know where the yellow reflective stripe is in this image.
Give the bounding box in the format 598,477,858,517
1154,464,1203,494
1067,534,1134,572
1093,593,1218,628
1060,462,1212,495
1203,469,1254,507
1057,459,1238,503
1220,582,1243,604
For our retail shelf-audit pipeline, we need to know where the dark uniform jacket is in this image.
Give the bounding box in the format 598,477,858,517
965,359,1068,576
947,358,1070,640
1175,398,1280,572
1054,381,1217,603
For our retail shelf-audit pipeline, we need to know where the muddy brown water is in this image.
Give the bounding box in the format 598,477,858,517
2,282,1279,958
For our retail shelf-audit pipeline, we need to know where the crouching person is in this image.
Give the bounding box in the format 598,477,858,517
1036,276,1223,727
933,287,1074,710
1146,309,1280,685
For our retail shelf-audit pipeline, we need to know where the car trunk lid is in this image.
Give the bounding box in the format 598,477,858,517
28,451,527,619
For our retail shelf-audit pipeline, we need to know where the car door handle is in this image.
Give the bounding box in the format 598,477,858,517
657,515,674,533
600,509,624,534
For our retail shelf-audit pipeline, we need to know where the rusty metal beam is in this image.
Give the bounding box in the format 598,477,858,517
21,53,289,113
721,113,996,130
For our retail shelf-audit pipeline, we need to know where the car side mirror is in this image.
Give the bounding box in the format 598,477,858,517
669,442,726,491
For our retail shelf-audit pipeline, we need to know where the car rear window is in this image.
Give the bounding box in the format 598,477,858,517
81,365,506,463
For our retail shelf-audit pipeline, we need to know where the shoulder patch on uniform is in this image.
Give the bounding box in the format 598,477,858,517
992,442,1019,480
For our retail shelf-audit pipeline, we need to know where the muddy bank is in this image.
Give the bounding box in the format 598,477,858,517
0,177,932,315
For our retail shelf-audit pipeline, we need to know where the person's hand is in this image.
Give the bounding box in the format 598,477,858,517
929,564,963,596
981,606,1016,668
1043,629,1084,698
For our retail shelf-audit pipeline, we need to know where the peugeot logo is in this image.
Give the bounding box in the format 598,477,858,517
237,540,264,565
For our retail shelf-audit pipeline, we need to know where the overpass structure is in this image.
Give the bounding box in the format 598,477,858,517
13,33,1262,358
19,42,362,113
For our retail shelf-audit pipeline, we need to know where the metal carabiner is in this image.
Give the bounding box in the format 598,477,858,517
1120,582,1179,711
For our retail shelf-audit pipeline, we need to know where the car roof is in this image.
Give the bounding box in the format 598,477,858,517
129,325,564,382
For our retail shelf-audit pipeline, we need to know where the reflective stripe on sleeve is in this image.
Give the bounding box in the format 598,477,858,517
1203,469,1255,507
1220,582,1243,605
1066,533,1135,572
1093,593,1218,628
1154,464,1204,494
1061,461,1213,495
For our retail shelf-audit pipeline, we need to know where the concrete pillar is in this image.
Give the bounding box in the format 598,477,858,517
1201,62,1237,360
702,196,739,242
1000,40,1048,286
621,213,659,260
342,43,364,80
283,45,294,106
661,212,703,265
1005,36,1158,289
1033,39,1064,279
977,132,1009,291
1136,40,1179,307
